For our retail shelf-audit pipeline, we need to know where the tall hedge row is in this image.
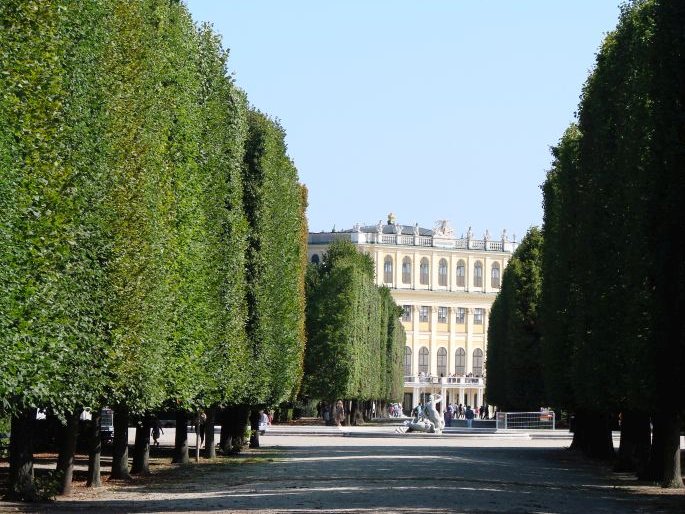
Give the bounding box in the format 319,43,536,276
0,0,306,499
303,240,405,408
539,0,684,488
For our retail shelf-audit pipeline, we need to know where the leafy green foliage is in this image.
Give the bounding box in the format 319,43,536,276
486,228,544,411
540,0,685,484
242,110,307,406
0,0,304,422
303,240,406,402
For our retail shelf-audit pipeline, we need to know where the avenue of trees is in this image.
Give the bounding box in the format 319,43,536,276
303,240,406,423
0,0,306,500
487,0,684,489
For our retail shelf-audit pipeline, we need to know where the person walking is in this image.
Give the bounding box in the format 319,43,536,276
465,405,475,428
151,417,164,446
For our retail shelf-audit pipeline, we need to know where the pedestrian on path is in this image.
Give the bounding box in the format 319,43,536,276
465,405,475,428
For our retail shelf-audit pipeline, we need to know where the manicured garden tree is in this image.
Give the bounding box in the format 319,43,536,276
380,287,405,410
642,0,685,488
485,228,544,412
541,0,684,487
485,262,512,410
303,240,405,419
241,109,307,444
99,0,180,478
143,0,206,469
0,0,112,498
540,127,582,427
193,23,251,459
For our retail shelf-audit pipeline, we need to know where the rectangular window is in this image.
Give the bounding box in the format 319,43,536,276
438,306,448,323
402,305,412,322
474,308,484,324
419,306,430,322
456,307,465,324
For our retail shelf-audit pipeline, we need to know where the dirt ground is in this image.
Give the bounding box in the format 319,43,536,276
1,427,684,513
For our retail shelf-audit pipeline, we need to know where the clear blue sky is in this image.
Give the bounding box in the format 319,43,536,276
185,1,622,241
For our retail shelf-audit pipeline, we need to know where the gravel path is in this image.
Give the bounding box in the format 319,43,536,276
1,428,683,513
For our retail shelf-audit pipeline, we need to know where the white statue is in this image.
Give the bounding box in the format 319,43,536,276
501,229,508,242
467,226,473,240
404,394,445,434
394,222,402,235
433,220,454,238
413,223,420,236
376,220,383,234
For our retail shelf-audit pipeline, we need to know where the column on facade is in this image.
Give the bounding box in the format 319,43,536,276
412,305,420,376
465,307,473,374
428,251,439,291
448,306,456,377
483,254,490,293
429,306,437,376
394,250,401,287
413,387,420,409
411,252,421,289
483,307,489,378
464,254,473,291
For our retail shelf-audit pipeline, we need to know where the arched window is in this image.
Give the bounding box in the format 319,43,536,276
404,346,412,376
383,256,393,284
438,258,448,286
419,347,430,374
456,260,466,287
491,262,501,288
402,257,412,284
420,258,430,285
455,348,466,375
473,348,484,376
437,347,447,377
474,261,483,287
311,254,320,264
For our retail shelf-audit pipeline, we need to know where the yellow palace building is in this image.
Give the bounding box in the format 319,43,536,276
307,213,518,413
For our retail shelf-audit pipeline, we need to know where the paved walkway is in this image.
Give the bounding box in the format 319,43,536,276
2,427,683,513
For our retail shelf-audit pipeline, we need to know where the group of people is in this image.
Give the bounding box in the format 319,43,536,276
318,400,346,426
442,404,490,426
388,403,403,417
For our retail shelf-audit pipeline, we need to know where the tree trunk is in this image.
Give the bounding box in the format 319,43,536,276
218,408,232,454
86,409,102,488
7,408,37,501
56,410,80,495
203,406,216,459
172,410,189,464
224,405,249,453
110,405,130,479
350,400,364,426
643,413,665,482
615,411,651,474
660,411,684,489
586,412,615,460
633,412,652,481
249,409,260,448
130,417,151,475
569,410,614,460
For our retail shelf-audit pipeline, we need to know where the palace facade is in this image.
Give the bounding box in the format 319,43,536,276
307,213,518,413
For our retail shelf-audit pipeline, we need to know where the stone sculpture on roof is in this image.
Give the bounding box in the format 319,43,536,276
433,219,454,238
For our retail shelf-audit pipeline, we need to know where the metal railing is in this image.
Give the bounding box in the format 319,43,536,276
496,411,556,430
404,375,484,386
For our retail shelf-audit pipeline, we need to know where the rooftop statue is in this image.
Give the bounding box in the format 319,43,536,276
433,220,454,238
